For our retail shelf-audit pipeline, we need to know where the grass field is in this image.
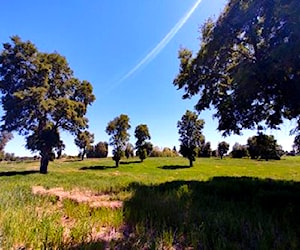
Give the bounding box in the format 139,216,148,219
0,156,299,249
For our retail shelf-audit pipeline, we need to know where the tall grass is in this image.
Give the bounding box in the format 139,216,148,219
123,177,300,249
0,156,299,248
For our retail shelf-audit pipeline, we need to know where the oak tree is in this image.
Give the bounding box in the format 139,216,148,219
174,0,300,138
247,133,281,160
0,36,95,173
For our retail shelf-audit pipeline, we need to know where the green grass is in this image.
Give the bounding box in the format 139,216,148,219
0,156,299,249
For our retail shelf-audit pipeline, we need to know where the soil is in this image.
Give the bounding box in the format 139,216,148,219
32,186,123,209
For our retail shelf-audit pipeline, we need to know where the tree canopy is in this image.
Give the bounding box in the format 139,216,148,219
86,141,109,158
178,110,205,167
174,0,300,136
293,135,300,154
247,133,282,160
134,124,151,162
0,131,13,152
217,141,230,159
0,36,95,173
106,114,131,167
75,130,94,160
125,143,134,159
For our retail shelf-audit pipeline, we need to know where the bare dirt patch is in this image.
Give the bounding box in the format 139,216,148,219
32,186,123,209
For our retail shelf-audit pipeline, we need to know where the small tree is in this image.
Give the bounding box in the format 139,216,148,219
95,141,109,158
55,140,65,159
293,135,300,155
134,124,151,162
247,133,281,160
144,142,153,156
198,141,212,158
0,131,13,157
86,141,109,158
106,114,131,167
211,150,218,157
75,130,94,160
231,143,248,158
125,143,134,159
172,146,179,156
178,110,205,167
218,141,230,159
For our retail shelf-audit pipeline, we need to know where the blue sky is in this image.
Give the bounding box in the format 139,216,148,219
0,0,295,156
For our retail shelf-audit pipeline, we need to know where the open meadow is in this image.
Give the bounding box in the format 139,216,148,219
0,156,299,249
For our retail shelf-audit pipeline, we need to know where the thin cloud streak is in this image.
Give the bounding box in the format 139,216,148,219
105,0,203,94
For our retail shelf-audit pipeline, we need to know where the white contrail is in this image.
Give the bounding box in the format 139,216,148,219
104,0,203,94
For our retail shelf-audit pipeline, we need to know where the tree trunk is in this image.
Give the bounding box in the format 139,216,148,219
81,149,86,161
115,159,119,167
40,154,49,174
189,158,193,167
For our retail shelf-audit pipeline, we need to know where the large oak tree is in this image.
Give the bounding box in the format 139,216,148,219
174,0,300,137
0,36,95,173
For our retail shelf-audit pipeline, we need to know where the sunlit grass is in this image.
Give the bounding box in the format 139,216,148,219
0,156,299,248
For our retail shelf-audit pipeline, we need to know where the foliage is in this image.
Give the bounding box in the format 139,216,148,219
172,146,179,156
55,140,65,159
174,0,300,136
211,150,218,157
74,130,94,160
178,110,205,166
0,131,14,161
149,147,177,157
0,131,13,152
293,135,300,154
86,141,109,158
217,141,230,159
134,124,151,162
125,143,134,159
247,133,282,160
231,143,249,158
106,114,131,167
0,36,95,173
198,141,212,157
144,142,153,156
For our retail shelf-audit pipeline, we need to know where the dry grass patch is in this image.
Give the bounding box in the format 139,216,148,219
32,186,123,209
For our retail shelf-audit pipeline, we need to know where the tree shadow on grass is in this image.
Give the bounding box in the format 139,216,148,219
121,177,300,249
158,165,191,170
80,165,117,170
0,170,39,177
120,160,141,165
54,177,300,249
63,159,81,162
